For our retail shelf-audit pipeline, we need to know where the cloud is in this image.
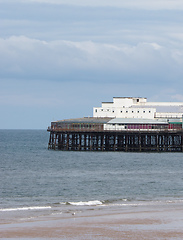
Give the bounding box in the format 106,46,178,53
0,36,183,84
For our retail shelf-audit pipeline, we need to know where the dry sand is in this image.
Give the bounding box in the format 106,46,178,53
1,203,183,239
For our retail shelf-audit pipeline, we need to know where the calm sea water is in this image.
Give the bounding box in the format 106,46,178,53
0,130,183,222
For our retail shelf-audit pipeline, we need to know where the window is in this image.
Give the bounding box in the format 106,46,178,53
126,110,128,113
143,111,145,113
137,99,139,102
149,111,151,113
101,109,103,111
121,111,122,113
95,109,97,112
132,111,134,113
112,110,114,113
137,111,139,113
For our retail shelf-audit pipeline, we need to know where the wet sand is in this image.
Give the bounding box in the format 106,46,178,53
1,203,183,239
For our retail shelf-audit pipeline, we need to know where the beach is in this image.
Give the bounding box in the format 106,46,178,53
1,202,183,239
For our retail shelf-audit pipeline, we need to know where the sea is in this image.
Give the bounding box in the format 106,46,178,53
1,129,183,224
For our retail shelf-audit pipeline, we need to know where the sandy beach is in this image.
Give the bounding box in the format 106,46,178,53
1,202,183,239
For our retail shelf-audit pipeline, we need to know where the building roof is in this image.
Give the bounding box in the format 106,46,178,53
55,117,113,124
101,102,113,104
107,118,168,125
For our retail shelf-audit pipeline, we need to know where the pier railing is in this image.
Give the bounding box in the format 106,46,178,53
47,127,183,133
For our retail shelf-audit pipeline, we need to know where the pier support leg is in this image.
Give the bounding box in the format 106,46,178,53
139,133,141,152
156,134,159,152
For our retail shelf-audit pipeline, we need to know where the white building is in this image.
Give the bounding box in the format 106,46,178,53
93,97,183,120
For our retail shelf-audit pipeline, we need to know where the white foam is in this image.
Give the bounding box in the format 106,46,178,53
68,200,103,206
0,206,52,212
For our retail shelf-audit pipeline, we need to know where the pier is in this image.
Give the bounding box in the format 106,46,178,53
47,129,183,152
47,96,183,152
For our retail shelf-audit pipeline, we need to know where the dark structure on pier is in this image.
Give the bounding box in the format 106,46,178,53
47,117,183,152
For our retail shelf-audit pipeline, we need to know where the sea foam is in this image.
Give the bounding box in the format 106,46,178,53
68,200,103,206
0,206,52,212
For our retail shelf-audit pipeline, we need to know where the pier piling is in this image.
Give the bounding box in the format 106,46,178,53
48,130,183,152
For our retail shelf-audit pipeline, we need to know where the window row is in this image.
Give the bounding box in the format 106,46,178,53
96,109,152,113
57,123,103,129
110,124,168,129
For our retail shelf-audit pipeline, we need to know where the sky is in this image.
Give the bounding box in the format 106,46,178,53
1,0,183,129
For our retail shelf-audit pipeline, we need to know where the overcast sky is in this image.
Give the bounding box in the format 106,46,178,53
1,0,183,129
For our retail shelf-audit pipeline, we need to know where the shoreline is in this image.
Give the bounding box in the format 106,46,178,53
1,202,183,239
